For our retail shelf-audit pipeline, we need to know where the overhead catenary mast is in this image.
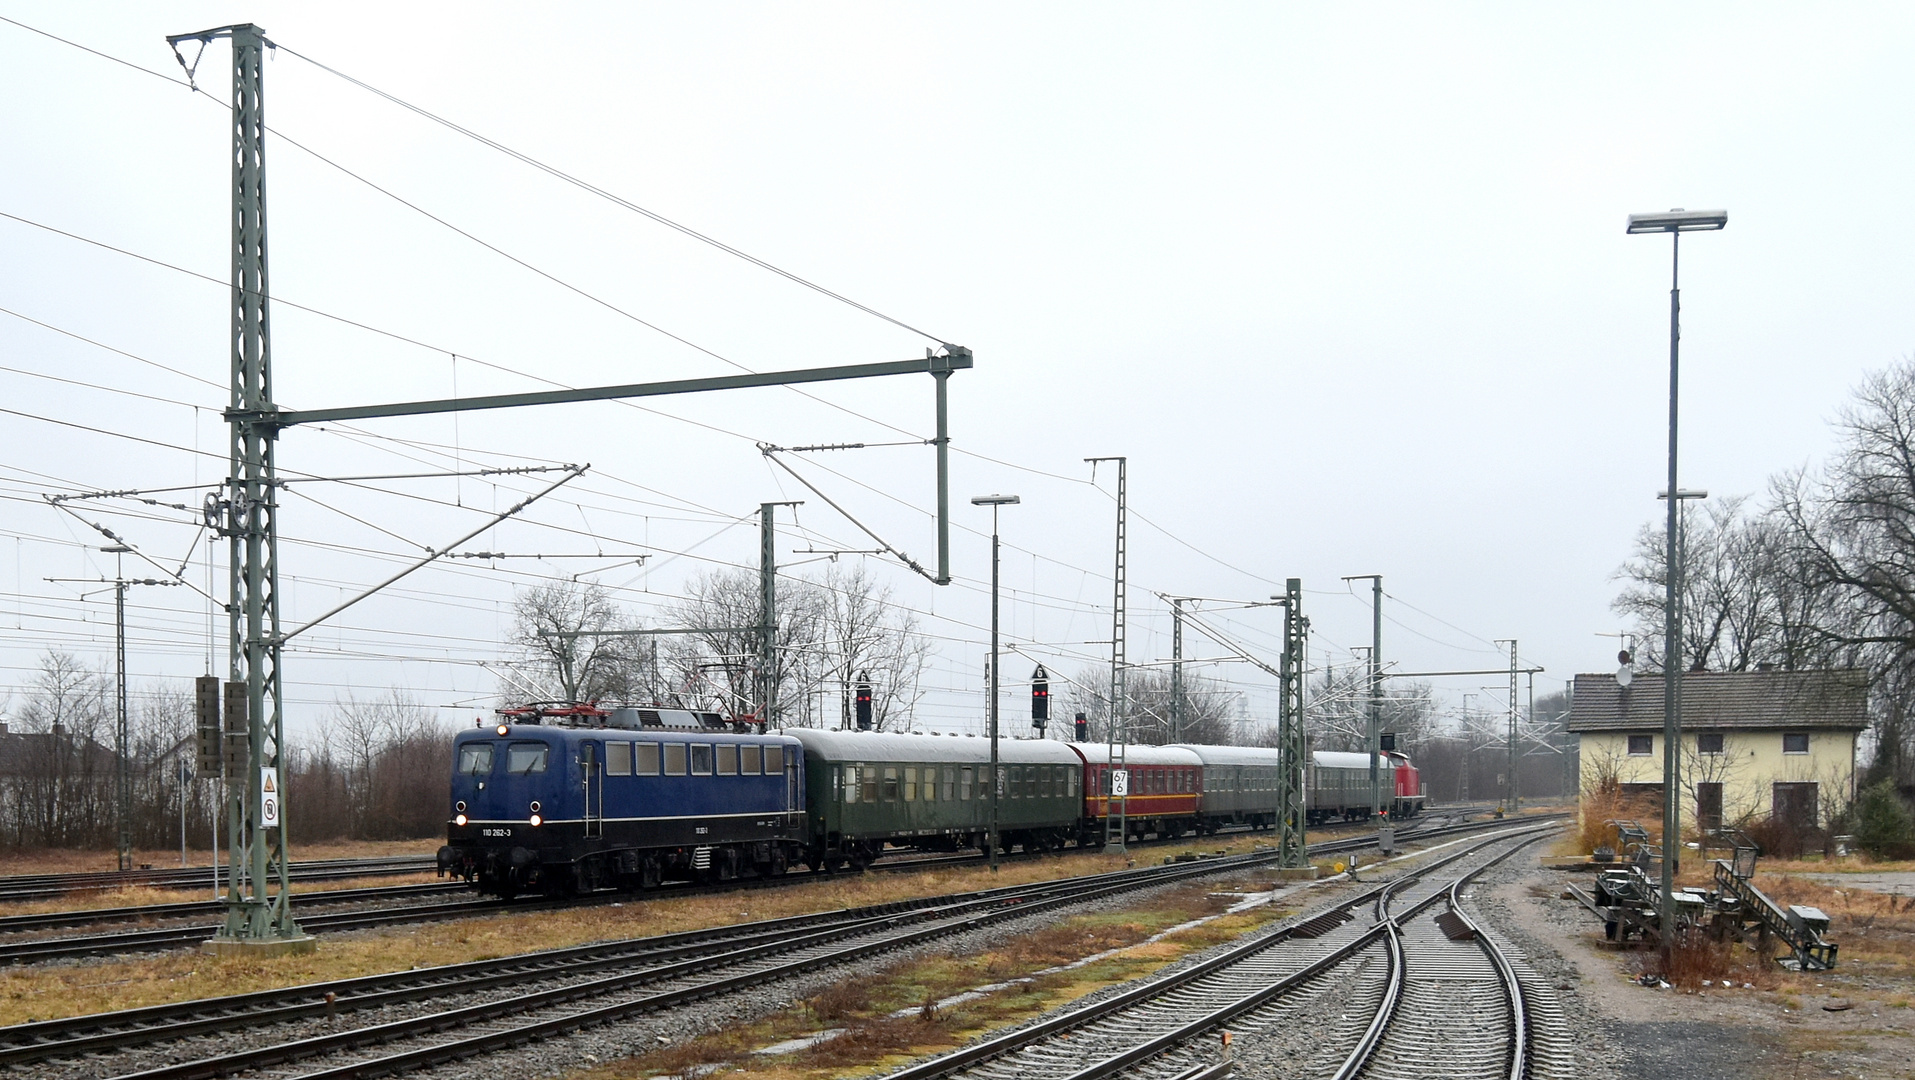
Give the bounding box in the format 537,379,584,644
1086,456,1127,852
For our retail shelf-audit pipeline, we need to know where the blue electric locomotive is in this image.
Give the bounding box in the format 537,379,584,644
437,705,807,897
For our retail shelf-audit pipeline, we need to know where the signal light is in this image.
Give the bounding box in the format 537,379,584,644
855,672,873,730
1380,733,1397,752
1030,665,1049,729
1073,712,1088,741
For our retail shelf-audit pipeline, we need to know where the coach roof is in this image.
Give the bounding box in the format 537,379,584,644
1168,744,1286,767
780,728,1082,765
1069,743,1204,767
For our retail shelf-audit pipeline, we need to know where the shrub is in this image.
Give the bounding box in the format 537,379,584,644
1853,778,1915,859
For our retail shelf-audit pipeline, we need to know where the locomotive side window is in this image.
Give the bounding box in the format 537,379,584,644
664,744,687,776
716,744,738,775
636,743,660,776
505,742,548,774
456,744,494,775
690,744,714,775
959,766,973,801
764,746,784,774
606,742,631,776
740,745,762,775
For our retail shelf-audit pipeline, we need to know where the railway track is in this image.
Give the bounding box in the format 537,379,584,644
879,821,1569,1080
2,846,1292,1079
0,855,437,903
0,811,1561,965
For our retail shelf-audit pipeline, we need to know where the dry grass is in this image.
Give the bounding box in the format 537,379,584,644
570,875,1288,1080
0,872,446,919
0,838,1281,1028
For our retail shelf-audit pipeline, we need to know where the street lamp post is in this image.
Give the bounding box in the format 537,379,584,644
971,494,1020,872
1627,207,1727,952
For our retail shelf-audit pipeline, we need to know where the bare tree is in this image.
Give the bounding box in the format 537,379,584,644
666,568,825,721
1305,663,1437,754
812,564,931,731
1062,664,1242,745
507,579,646,703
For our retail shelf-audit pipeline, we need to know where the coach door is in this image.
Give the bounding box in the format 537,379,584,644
581,741,603,838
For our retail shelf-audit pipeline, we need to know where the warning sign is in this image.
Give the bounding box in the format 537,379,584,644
260,767,280,828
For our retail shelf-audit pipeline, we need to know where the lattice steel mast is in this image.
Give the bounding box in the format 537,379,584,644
1274,578,1308,867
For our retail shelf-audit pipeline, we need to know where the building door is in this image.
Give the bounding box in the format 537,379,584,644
1696,782,1723,835
1772,782,1818,830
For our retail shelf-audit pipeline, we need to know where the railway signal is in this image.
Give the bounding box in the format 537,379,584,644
854,673,873,730
1074,712,1089,741
1030,665,1049,732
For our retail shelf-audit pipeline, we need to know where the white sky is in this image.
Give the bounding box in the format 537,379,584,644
2,3,1911,742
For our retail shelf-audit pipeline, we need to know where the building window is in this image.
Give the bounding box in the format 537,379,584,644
1697,733,1724,755
1782,732,1809,755
1627,735,1653,756
1773,782,1819,829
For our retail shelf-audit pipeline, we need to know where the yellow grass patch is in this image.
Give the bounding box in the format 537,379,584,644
566,878,1290,1080
0,839,440,878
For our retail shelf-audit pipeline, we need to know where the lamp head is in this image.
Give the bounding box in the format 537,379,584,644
1626,208,1727,234
970,494,1021,506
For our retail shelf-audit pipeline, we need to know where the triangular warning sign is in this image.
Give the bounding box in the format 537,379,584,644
262,772,276,793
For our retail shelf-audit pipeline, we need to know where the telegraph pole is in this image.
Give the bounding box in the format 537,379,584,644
758,502,801,727
1274,579,1308,867
1087,457,1127,852
1170,597,1184,743
1496,639,1518,813
1342,575,1383,820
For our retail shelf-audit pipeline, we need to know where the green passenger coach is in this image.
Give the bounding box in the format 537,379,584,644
784,729,1082,870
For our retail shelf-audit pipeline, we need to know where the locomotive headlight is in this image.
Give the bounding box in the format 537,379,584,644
529,813,543,827
496,724,510,736
454,813,468,826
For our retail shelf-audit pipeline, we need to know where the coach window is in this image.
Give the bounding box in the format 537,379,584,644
456,743,494,775
740,744,762,775
505,742,548,774
922,768,936,802
717,744,738,775
842,765,858,803
606,742,632,776
764,746,784,775
942,766,957,801
664,743,688,776
903,767,917,801
959,766,974,801
882,767,900,801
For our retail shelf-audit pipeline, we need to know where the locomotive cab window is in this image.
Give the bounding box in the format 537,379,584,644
606,742,631,776
690,744,714,775
664,743,687,776
717,744,738,775
740,745,762,775
456,743,494,775
505,742,548,774
636,743,660,776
